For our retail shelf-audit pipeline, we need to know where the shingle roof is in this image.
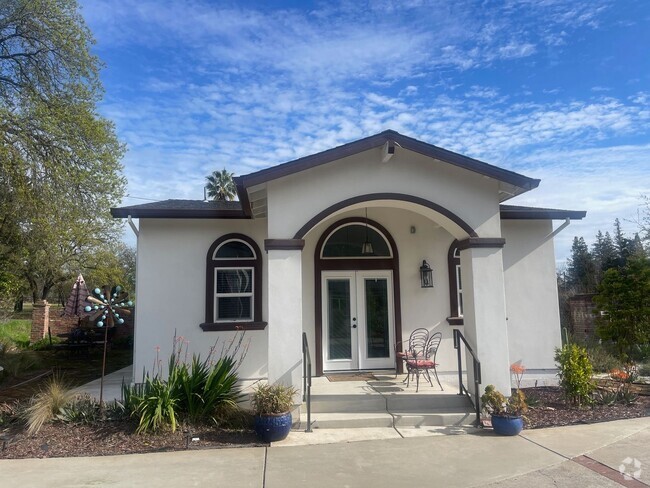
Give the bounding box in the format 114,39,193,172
110,199,245,219
235,129,540,193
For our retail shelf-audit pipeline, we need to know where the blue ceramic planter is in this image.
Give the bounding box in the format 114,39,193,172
254,412,293,443
491,415,524,436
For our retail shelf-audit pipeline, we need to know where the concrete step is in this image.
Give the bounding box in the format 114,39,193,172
296,408,474,430
309,392,471,413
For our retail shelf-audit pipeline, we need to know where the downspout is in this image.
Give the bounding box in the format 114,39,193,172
544,217,570,242
127,215,139,237
127,214,139,386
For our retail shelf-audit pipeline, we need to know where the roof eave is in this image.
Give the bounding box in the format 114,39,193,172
237,129,540,193
500,209,587,220
110,208,248,219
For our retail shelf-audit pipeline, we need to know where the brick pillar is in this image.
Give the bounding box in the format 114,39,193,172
31,300,50,344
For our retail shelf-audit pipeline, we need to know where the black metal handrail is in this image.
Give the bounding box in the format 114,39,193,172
453,328,482,426
302,332,312,433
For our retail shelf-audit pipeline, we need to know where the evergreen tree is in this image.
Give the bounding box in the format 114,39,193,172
629,234,646,259
592,230,618,281
566,237,597,292
613,218,629,268
594,256,650,361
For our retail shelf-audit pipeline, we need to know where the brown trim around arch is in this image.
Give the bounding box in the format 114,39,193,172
314,217,402,376
293,193,478,240
203,233,265,330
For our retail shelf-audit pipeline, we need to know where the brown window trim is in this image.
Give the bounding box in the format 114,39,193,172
200,321,267,331
205,233,263,327
447,240,463,326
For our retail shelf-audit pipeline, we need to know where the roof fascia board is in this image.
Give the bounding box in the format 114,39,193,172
237,130,540,194
500,209,586,220
110,208,248,219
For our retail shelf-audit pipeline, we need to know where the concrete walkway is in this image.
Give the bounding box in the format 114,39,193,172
73,365,133,402
2,417,649,487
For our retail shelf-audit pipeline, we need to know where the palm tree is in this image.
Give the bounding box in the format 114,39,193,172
205,168,236,201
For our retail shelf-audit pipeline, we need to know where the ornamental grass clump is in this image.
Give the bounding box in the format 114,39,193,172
251,383,297,415
555,343,594,407
24,374,75,435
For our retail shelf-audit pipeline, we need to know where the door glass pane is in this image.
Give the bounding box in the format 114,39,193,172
327,279,351,360
365,279,389,358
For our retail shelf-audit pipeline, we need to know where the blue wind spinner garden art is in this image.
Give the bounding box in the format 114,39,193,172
84,285,133,405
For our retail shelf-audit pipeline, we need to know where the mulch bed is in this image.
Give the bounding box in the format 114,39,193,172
0,421,265,459
522,386,650,429
2,386,650,459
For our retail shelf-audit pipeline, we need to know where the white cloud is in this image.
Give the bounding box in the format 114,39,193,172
81,0,647,264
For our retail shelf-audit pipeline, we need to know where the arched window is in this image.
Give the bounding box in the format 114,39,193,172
203,234,263,329
321,223,392,258
447,241,463,325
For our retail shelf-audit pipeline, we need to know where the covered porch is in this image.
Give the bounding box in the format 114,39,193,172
264,196,512,400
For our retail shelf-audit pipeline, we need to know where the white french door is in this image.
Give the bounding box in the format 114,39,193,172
322,271,395,371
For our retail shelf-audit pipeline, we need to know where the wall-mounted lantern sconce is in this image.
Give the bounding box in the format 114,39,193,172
420,260,433,288
361,208,374,255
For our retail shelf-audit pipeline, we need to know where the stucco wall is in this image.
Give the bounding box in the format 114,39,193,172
301,207,462,373
133,214,562,380
266,146,502,240
134,218,269,380
501,220,562,371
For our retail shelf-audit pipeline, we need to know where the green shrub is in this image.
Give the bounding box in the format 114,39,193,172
594,389,618,406
584,342,621,373
123,333,248,433
170,354,243,425
555,344,594,407
129,376,178,434
480,385,528,417
58,394,101,424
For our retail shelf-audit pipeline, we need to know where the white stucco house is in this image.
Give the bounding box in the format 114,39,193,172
111,130,585,397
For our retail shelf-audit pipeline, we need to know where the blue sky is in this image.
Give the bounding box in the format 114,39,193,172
81,0,650,263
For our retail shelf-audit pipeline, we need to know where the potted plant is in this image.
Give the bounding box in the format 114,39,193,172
251,383,297,442
481,385,528,436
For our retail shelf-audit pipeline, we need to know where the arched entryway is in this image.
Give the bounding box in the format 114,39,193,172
314,217,401,375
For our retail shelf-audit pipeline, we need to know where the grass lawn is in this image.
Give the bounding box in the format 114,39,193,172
1,312,133,403
0,319,31,348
